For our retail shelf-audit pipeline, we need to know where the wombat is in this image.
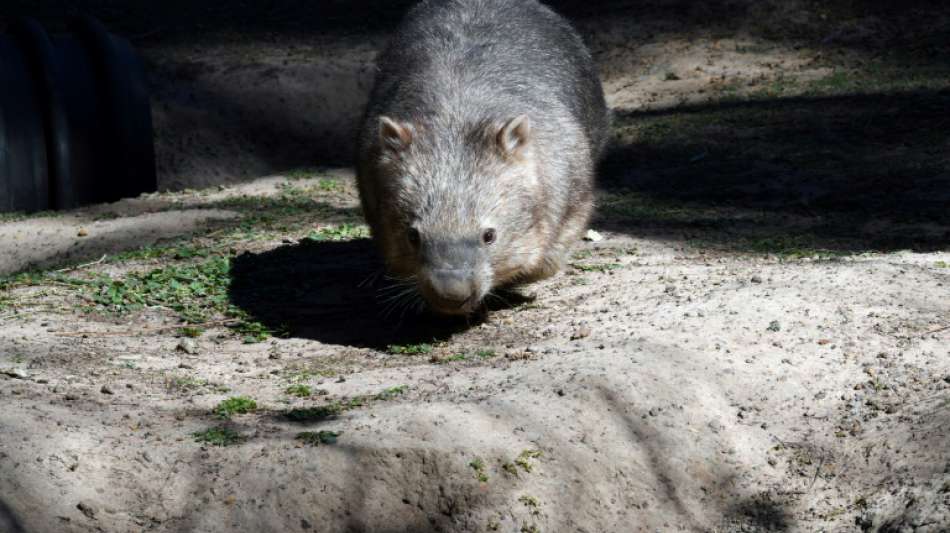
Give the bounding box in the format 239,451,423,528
356,0,608,315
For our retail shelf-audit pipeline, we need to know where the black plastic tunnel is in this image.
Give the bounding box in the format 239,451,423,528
0,16,156,214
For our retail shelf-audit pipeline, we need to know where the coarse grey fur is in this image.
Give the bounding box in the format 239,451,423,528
356,0,609,315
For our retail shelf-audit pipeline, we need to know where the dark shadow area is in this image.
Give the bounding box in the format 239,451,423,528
228,238,529,349
0,499,26,533
723,494,793,531
596,89,950,253
5,0,949,57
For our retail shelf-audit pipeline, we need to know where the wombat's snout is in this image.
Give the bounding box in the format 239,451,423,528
420,268,484,315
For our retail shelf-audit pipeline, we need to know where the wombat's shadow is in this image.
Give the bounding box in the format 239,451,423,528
228,239,530,348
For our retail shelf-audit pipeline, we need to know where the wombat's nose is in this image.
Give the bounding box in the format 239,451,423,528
428,269,476,305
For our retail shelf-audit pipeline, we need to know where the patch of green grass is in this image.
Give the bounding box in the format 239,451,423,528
469,457,488,483
108,242,214,264
316,178,344,193
571,250,593,260
515,449,542,473
518,495,541,515
476,349,496,359
599,190,721,225
214,396,258,419
375,385,409,400
286,168,319,180
296,430,341,445
741,235,847,259
0,271,87,291
192,426,244,446
165,375,209,392
502,461,519,476
571,262,622,273
284,403,343,422
80,256,275,342
285,384,312,398
234,319,274,344
935,261,948,268
179,326,204,338
433,354,467,364
387,343,433,356
87,256,229,321
305,223,369,242
0,210,61,223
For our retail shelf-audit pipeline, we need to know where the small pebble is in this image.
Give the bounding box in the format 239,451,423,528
176,339,199,355
571,326,591,340
76,501,96,519
583,229,603,242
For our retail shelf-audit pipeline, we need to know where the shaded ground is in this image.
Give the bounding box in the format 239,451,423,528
1,1,949,532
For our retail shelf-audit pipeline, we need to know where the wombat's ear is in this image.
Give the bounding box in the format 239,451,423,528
497,115,531,157
378,116,413,153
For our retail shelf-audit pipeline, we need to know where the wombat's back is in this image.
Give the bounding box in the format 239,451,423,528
363,0,608,158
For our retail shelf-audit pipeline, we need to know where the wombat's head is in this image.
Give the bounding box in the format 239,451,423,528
370,114,544,315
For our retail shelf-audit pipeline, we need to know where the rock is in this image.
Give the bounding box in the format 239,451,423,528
100,385,114,395
76,501,97,519
583,229,603,242
1,368,29,379
77,228,89,238
176,339,199,355
571,326,591,340
750,275,763,284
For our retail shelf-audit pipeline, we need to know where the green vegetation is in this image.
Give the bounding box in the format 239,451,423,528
285,384,312,397
518,495,541,515
375,385,409,400
214,396,258,418
284,385,408,422
515,449,543,473
296,430,341,445
571,262,622,273
284,403,343,422
164,375,229,393
305,223,369,242
469,457,488,482
387,343,433,355
192,426,244,446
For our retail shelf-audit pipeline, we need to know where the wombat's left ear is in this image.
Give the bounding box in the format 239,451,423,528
379,116,414,153
497,115,531,157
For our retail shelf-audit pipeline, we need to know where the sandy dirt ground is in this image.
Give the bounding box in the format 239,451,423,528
2,1,950,532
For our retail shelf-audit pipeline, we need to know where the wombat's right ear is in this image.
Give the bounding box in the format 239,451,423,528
378,116,413,153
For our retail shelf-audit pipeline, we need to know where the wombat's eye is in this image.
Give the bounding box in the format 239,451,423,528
482,228,496,245
407,227,421,247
